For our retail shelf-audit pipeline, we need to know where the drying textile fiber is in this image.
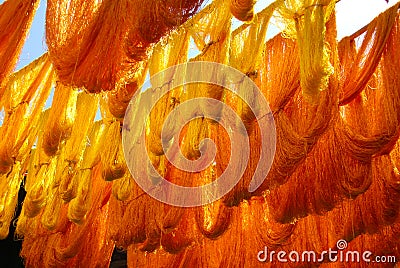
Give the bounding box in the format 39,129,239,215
0,0,400,267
